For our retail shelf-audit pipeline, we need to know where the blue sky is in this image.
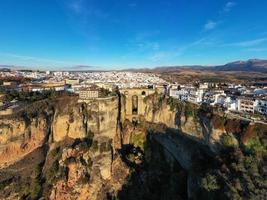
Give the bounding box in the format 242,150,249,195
0,0,267,70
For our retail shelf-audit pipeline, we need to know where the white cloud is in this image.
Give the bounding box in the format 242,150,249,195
0,52,75,66
202,2,236,32
223,2,236,12
204,20,217,31
148,37,212,62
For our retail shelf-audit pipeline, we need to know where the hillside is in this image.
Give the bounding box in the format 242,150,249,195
213,59,267,73
146,59,267,73
141,59,267,84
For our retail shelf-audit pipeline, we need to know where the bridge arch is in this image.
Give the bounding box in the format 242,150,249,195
132,95,138,115
119,88,157,121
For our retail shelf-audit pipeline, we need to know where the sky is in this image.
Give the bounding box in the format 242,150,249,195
0,0,267,70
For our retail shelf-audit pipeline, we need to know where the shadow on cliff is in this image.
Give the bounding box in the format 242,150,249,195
114,121,267,200
112,122,218,200
116,134,187,200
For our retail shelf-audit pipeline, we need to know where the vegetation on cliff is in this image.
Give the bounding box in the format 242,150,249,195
143,95,267,199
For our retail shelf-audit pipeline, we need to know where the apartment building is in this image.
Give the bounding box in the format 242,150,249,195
78,86,102,101
237,97,255,113
254,98,267,115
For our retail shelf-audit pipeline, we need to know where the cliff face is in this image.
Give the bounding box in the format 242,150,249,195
0,117,47,168
0,94,266,200
52,97,118,142
0,96,126,200
143,94,247,152
141,94,266,199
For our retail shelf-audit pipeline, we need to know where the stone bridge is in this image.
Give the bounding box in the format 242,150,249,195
120,88,157,121
152,130,212,170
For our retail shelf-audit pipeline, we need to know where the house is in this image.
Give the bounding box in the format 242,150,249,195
224,96,238,111
237,97,255,113
188,89,204,104
169,85,180,98
3,81,17,89
254,88,266,96
65,79,80,85
78,86,103,102
213,92,226,105
254,98,267,115
199,83,209,89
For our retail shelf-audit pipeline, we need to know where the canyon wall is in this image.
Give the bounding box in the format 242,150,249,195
0,93,266,200
142,93,258,152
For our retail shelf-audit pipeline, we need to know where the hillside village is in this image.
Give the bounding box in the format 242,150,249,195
0,70,266,121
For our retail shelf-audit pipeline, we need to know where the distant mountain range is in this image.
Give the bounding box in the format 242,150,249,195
211,59,267,73
132,59,267,73
1,59,267,73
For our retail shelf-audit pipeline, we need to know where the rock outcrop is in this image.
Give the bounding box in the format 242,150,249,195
0,94,266,200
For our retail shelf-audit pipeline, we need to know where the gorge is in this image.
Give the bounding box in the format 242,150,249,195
0,91,266,200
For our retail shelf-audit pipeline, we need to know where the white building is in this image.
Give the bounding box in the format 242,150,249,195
254,98,267,115
199,83,209,89
237,97,255,113
254,89,266,96
224,97,238,111
188,89,204,104
213,93,226,105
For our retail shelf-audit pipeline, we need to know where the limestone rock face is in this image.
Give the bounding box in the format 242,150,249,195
180,116,203,139
52,109,85,142
142,95,249,152
52,97,118,142
93,97,118,138
0,117,47,168
0,94,265,200
143,95,177,128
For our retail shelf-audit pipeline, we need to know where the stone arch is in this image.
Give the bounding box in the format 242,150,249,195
132,95,138,115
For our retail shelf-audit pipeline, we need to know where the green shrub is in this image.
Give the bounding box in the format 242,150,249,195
46,160,59,184
245,137,267,158
184,103,198,120
0,178,12,191
201,174,220,192
50,147,60,157
221,134,235,147
87,157,93,171
91,140,98,152
167,97,178,111
131,133,145,150
244,156,259,175
30,180,42,199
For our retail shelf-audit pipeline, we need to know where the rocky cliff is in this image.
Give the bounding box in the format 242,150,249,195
140,93,266,199
0,95,126,200
0,93,266,200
